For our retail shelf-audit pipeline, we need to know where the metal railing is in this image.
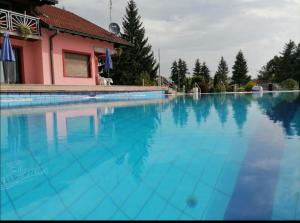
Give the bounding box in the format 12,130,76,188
0,9,40,37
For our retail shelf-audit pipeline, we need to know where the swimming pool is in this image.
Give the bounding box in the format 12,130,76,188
1,92,300,220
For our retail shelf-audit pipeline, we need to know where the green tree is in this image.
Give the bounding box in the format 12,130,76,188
294,44,300,82
258,40,300,83
214,56,229,87
170,60,179,86
193,59,201,77
177,59,188,90
232,50,250,85
113,0,158,85
278,40,297,82
200,62,211,84
257,56,280,82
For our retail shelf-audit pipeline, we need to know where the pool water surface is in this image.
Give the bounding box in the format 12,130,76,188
1,92,300,220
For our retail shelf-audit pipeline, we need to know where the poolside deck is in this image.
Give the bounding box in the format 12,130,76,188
0,84,170,93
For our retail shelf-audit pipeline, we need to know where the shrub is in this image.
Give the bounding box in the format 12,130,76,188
280,79,299,90
214,83,226,93
244,81,256,91
238,87,245,92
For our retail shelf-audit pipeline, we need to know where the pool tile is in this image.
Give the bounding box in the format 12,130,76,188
43,152,76,178
178,213,195,220
203,191,230,220
296,203,300,220
110,175,138,205
53,211,75,220
158,204,181,220
12,182,56,217
111,210,130,220
0,190,10,207
85,197,118,220
4,171,49,202
142,163,170,189
54,174,95,207
215,161,241,195
183,182,214,219
69,185,106,219
185,150,211,178
49,162,86,192
0,199,19,220
121,183,153,219
201,155,225,187
22,194,66,220
136,194,167,220
169,174,198,211
156,166,184,200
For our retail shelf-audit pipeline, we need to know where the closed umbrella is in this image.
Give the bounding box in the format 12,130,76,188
105,48,113,78
1,33,16,83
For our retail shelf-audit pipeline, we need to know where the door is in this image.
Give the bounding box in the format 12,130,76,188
0,48,22,84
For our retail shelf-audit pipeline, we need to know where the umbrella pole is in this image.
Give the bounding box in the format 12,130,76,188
3,61,10,84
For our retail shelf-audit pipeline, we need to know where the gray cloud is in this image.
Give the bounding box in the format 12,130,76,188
58,0,300,78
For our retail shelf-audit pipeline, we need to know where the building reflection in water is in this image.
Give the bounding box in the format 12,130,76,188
0,99,167,191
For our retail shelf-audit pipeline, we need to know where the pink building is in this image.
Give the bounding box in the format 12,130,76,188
0,0,130,85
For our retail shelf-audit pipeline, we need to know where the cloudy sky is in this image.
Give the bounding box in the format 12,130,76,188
58,0,300,78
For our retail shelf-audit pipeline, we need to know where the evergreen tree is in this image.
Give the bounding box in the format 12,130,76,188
258,40,300,83
171,60,179,86
294,44,300,82
232,50,250,85
214,57,229,86
278,40,297,82
193,59,201,77
113,0,158,85
177,58,188,90
200,62,211,83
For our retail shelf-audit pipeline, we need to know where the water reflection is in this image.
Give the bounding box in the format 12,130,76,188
213,94,230,127
231,94,253,131
172,97,190,127
257,92,300,137
0,99,170,191
191,95,213,125
1,92,300,192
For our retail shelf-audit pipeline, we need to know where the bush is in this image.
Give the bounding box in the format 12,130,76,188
244,81,256,91
280,79,299,90
238,87,245,92
214,83,226,93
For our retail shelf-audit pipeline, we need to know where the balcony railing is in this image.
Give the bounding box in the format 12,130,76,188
0,9,41,39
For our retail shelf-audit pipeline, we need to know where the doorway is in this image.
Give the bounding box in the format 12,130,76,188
0,48,22,84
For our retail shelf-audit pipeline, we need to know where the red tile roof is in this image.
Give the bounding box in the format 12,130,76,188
35,5,130,46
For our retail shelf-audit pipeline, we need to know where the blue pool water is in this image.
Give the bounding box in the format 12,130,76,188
1,92,300,220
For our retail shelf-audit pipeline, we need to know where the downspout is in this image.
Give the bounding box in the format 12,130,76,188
49,29,59,85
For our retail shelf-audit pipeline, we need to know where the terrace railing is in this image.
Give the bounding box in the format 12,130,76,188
0,9,41,39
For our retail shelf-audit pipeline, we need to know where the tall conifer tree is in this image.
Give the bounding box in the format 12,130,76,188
232,50,250,85
113,0,158,85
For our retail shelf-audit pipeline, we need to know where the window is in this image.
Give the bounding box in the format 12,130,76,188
63,52,91,78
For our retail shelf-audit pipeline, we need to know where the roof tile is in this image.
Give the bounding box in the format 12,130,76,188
35,5,130,45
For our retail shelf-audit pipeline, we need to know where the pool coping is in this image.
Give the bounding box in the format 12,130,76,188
0,84,169,94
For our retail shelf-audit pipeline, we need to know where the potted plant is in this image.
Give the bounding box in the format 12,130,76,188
16,23,32,40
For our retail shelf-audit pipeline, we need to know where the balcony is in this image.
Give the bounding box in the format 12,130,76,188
0,9,41,40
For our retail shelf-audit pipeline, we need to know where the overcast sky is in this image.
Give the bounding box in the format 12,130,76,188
58,0,300,78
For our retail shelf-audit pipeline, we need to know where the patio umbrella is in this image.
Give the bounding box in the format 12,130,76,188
1,33,16,83
1,33,15,62
105,48,113,77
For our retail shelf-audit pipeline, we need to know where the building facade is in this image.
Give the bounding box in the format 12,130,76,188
0,0,129,85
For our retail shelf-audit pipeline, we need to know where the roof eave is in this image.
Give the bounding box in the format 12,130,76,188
46,25,131,46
